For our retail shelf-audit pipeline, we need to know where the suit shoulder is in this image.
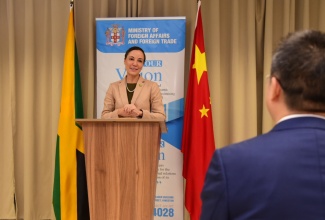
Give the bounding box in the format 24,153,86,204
109,79,123,87
219,133,271,155
140,78,160,88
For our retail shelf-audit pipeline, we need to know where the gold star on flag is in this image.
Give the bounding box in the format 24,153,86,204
199,104,210,118
192,44,207,85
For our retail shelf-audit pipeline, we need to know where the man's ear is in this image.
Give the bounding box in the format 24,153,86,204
269,76,282,101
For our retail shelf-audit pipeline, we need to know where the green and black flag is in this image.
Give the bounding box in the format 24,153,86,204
52,2,90,220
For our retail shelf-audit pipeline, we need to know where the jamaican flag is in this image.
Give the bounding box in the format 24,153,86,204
52,2,90,220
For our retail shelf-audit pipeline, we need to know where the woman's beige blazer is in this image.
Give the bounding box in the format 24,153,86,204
101,76,166,120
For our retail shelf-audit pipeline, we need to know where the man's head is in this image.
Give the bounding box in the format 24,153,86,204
267,30,325,118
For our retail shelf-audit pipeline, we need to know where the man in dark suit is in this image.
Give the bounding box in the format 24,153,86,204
200,30,325,220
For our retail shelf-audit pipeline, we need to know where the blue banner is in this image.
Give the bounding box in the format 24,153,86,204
96,17,185,220
96,18,185,53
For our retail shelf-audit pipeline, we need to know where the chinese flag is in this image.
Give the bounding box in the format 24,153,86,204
181,1,216,219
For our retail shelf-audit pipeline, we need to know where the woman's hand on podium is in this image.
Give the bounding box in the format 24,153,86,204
117,104,143,118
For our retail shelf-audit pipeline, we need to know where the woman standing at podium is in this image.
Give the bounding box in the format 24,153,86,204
101,46,166,120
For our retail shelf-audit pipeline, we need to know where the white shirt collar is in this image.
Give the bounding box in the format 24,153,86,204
278,114,325,124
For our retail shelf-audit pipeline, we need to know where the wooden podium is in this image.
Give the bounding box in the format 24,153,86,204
76,119,167,220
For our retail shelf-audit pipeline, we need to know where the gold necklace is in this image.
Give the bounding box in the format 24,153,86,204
126,84,136,92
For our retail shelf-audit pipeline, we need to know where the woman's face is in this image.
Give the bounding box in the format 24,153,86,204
124,50,145,77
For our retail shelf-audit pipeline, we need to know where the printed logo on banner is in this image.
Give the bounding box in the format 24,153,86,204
97,19,185,53
105,24,125,46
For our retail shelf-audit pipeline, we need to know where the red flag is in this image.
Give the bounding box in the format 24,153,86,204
181,1,216,219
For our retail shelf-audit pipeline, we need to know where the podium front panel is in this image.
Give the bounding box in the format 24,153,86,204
81,120,161,220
